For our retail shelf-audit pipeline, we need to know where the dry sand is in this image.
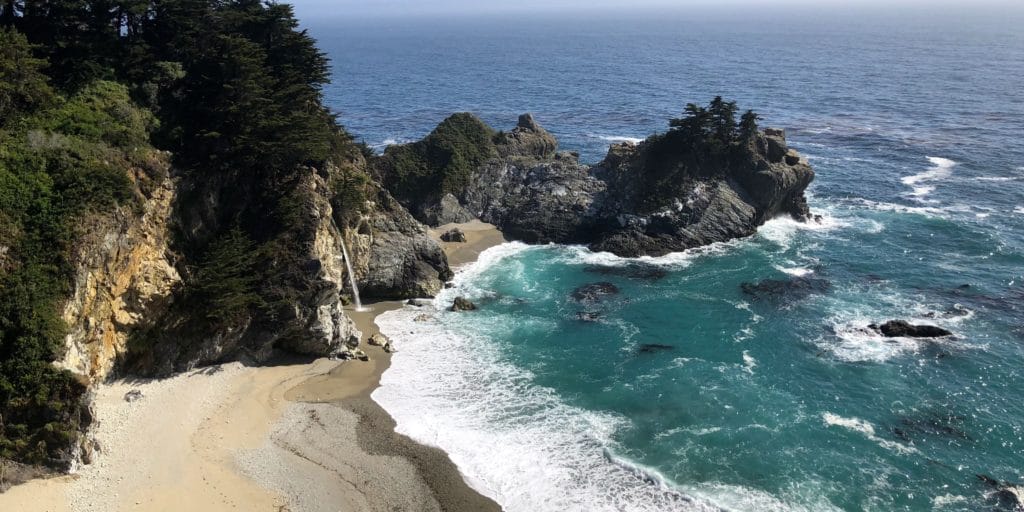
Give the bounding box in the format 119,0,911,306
430,219,507,268
0,219,508,512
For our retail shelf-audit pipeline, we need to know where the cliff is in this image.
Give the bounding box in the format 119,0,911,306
374,111,815,257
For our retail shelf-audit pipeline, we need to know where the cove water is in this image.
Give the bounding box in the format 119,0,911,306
304,6,1024,511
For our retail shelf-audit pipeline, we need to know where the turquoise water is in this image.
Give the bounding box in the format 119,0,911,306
302,5,1024,511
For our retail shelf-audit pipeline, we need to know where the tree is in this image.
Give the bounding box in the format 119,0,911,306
739,110,761,142
0,27,54,126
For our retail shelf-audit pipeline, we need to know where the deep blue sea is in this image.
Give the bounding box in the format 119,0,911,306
304,6,1024,511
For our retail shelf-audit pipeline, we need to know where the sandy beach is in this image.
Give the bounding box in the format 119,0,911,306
0,220,505,512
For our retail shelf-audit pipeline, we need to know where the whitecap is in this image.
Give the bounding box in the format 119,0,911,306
975,176,1017,182
900,156,956,200
931,493,969,509
553,240,736,269
756,214,844,250
589,133,644,144
776,265,814,277
742,351,758,375
822,413,917,455
1014,206,1024,215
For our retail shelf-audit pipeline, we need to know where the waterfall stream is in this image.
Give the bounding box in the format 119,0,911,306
339,238,365,311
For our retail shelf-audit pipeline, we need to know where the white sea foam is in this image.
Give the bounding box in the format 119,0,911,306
822,413,918,455
931,494,969,509
374,307,722,512
1015,206,1024,215
742,351,758,375
975,176,1018,182
900,157,956,200
553,240,736,269
776,265,814,277
590,133,644,144
756,214,844,250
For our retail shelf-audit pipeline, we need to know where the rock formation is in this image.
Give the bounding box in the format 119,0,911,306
375,112,815,257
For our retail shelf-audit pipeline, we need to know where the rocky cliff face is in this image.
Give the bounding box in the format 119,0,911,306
62,152,449,379
57,160,181,384
385,114,815,257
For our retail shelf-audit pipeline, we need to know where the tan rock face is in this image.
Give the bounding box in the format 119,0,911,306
58,178,181,384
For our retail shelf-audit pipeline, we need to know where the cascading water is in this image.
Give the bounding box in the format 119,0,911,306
339,238,365,311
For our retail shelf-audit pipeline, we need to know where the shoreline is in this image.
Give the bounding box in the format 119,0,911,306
0,220,507,512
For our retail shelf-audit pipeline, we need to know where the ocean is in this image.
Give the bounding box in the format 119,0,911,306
304,6,1024,511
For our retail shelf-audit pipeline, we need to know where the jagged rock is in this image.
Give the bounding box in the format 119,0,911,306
406,298,433,307
571,282,620,303
440,228,467,243
420,193,474,226
495,113,558,160
399,115,813,257
977,475,1024,510
123,389,144,402
871,320,952,338
344,334,360,349
451,297,477,311
383,341,396,353
368,333,389,347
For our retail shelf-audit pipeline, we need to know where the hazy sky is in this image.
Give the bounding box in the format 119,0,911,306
288,0,1018,20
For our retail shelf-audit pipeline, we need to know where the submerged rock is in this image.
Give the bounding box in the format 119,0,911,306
871,320,952,338
576,311,602,322
637,343,674,354
440,228,467,243
451,296,477,311
741,277,831,301
571,282,621,303
583,263,668,281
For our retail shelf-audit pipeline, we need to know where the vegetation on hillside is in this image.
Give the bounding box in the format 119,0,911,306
0,1,362,468
374,113,499,206
615,97,763,211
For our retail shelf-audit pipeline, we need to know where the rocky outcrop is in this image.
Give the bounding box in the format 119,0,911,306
58,170,181,384
451,297,477,311
386,114,816,257
871,320,952,338
356,187,452,299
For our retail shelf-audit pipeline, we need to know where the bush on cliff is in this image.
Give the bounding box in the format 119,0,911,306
0,78,154,467
374,113,499,206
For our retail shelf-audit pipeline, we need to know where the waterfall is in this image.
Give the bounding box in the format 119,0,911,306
339,238,364,311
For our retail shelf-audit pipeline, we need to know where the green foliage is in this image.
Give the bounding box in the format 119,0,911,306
625,97,763,211
0,78,155,467
376,113,498,206
189,227,266,325
331,166,373,225
0,27,54,127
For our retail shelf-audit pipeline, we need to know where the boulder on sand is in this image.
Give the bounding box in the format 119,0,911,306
451,296,477,311
440,228,467,243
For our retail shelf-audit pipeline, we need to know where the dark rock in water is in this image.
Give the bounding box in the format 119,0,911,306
571,282,621,303
583,263,668,281
871,320,952,338
576,311,602,322
637,343,675,354
377,110,815,258
977,474,1024,510
440,227,467,243
444,281,455,289
451,296,477,311
123,389,144,402
741,277,831,302
892,413,971,442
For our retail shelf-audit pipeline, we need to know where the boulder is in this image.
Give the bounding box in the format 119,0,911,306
123,389,144,403
571,282,620,303
368,332,390,347
871,320,952,338
784,149,802,166
451,296,477,311
977,475,1024,510
440,228,467,243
